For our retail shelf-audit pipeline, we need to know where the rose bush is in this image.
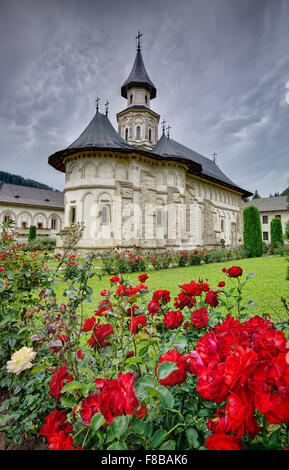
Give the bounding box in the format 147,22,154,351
1,224,289,450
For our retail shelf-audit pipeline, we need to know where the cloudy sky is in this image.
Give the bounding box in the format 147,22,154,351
0,0,288,196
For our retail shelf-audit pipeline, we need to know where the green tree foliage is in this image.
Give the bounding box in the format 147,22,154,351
270,218,284,248
0,171,53,190
284,220,289,242
243,206,263,257
252,190,261,200
28,225,36,242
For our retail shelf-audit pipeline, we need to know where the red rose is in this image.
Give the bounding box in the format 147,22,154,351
191,308,208,329
205,431,244,450
174,291,196,310
224,345,257,391
196,361,229,403
87,321,114,351
250,328,287,360
218,281,225,288
155,349,187,387
181,281,201,297
138,273,148,282
135,403,146,420
226,389,260,438
81,316,96,332
48,431,84,450
110,275,120,283
163,310,183,329
80,392,100,425
152,289,171,305
40,409,73,442
128,315,147,334
95,372,139,425
205,290,219,308
226,266,243,278
148,300,160,315
49,365,73,402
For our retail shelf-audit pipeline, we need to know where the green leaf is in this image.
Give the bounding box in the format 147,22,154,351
156,361,179,380
151,429,167,448
132,420,146,436
125,357,142,365
111,415,131,439
159,439,176,450
90,413,106,432
60,395,77,409
155,385,174,409
170,335,188,349
186,428,199,447
30,365,47,374
107,441,128,450
60,381,83,393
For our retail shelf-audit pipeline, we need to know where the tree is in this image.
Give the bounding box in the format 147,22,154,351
252,190,261,200
270,218,284,248
28,225,37,242
243,206,263,257
285,220,289,242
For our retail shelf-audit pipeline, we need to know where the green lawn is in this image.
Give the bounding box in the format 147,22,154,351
53,256,289,320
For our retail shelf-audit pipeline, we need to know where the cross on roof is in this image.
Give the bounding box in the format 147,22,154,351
95,97,100,112
161,119,167,134
212,151,218,162
166,124,172,138
105,100,109,117
136,30,143,51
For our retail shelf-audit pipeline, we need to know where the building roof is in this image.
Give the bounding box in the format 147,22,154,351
0,183,64,209
67,111,136,150
152,133,251,196
247,196,288,212
121,49,157,99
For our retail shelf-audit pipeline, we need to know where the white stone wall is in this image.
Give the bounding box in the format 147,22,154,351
259,210,289,243
0,203,64,240
59,150,244,251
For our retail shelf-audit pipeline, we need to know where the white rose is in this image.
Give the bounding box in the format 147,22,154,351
7,347,37,375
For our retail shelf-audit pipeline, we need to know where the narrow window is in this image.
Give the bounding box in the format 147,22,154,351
4,215,12,223
148,128,152,141
37,222,43,229
263,231,268,241
136,126,141,140
262,215,268,224
22,222,27,228
125,128,128,140
221,219,225,231
130,94,133,104
102,206,108,224
51,218,57,230
157,209,162,227
71,207,76,225
145,95,148,104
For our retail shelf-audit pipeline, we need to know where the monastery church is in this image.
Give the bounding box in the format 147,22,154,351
48,33,252,253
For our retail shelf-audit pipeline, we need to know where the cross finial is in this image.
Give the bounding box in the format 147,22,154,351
95,97,100,113
161,119,167,134
136,30,143,51
212,151,218,162
166,124,172,138
105,100,109,117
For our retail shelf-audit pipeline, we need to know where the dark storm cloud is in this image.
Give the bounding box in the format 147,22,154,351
0,0,288,195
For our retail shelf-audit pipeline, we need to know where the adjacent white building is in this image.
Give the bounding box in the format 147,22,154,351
247,196,289,244
0,183,64,241
48,35,252,254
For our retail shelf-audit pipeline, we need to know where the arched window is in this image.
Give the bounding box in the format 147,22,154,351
125,128,128,140
157,209,162,227
148,128,152,141
136,126,141,140
101,206,108,224
51,218,57,230
71,207,76,225
130,94,133,104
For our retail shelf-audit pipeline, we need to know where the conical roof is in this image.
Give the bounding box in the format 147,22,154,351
121,49,157,99
67,111,135,150
48,111,136,172
153,133,251,196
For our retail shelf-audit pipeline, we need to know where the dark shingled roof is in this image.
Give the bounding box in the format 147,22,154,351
0,183,64,209
152,133,251,196
247,196,288,212
67,111,136,150
121,49,157,99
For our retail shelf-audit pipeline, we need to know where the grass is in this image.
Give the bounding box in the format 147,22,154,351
53,256,289,321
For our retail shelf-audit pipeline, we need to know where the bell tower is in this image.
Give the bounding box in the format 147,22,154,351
116,32,160,150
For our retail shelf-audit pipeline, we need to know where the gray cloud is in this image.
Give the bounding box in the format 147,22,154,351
0,0,288,195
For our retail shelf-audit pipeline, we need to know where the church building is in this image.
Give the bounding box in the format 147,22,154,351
48,33,252,254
